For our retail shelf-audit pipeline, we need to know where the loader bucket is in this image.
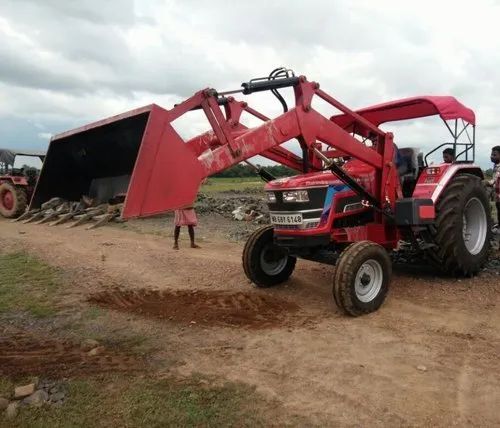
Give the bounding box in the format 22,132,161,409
31,104,205,218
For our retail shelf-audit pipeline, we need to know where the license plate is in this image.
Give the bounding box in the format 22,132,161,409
270,213,303,225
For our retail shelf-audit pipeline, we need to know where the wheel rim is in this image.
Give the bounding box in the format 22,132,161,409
354,259,383,303
462,197,487,255
1,189,14,211
260,243,288,276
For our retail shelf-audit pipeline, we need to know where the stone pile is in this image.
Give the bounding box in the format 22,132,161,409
1,379,68,420
196,193,269,224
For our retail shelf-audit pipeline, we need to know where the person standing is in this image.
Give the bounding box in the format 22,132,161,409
489,146,500,229
173,206,200,250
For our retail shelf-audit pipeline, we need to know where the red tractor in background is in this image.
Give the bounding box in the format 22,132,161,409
29,68,492,316
0,149,45,218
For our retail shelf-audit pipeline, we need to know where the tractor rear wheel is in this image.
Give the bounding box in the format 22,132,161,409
333,241,391,316
0,183,27,218
427,174,491,276
242,225,296,287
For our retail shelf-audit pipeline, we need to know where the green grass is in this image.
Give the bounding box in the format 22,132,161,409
201,177,263,193
0,377,13,398
0,253,297,427
0,252,61,318
81,305,102,321
3,375,272,428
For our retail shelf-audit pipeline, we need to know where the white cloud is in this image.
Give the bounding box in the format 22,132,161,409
37,132,52,140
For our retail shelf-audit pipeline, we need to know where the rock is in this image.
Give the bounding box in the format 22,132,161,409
88,346,105,356
254,214,265,223
49,386,60,394
14,383,36,399
5,402,19,419
416,365,427,372
82,338,100,350
232,206,246,221
50,391,65,403
244,210,259,221
22,390,48,407
39,380,56,391
0,397,9,410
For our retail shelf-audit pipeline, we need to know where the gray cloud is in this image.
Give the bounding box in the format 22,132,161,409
0,0,498,167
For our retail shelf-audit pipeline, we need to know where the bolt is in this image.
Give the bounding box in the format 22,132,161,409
360,273,371,286
304,105,311,112
314,82,320,90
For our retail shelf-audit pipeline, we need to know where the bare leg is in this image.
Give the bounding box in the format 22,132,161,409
173,226,180,249
188,225,200,248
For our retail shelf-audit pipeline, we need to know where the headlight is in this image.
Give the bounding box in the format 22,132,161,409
266,192,277,203
283,190,309,203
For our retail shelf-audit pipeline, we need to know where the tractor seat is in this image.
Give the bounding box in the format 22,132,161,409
397,148,419,176
397,147,421,197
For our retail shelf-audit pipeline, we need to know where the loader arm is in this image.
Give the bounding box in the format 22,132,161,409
31,74,399,220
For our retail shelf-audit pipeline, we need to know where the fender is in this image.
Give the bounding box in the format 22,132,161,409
413,163,483,202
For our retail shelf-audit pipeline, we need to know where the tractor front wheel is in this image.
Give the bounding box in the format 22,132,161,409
243,226,296,287
0,183,28,218
333,241,391,316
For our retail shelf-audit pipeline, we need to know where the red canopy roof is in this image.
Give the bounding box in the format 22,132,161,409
332,96,476,131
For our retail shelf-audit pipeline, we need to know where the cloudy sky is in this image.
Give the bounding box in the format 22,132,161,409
1,0,499,168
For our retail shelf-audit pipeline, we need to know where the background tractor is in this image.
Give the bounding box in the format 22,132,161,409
0,149,45,218
26,68,492,316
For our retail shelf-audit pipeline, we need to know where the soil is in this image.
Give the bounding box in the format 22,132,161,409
88,289,299,329
1,213,499,426
0,329,143,378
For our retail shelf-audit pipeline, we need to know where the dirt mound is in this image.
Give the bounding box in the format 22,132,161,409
0,330,143,378
88,289,299,329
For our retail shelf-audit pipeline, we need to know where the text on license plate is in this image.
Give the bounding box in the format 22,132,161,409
271,214,303,225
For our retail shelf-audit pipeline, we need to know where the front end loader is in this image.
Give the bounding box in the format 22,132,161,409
29,68,491,315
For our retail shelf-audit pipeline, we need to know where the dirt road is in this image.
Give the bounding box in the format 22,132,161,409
1,217,499,426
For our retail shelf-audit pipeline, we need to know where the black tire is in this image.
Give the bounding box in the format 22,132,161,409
0,183,27,218
242,225,296,287
333,241,391,316
427,174,492,276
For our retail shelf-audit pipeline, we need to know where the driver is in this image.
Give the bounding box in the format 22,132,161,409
442,148,455,163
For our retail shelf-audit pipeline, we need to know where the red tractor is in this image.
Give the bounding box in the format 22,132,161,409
30,68,491,315
0,149,45,218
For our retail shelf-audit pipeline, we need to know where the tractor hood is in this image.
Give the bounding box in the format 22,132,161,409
264,160,376,192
